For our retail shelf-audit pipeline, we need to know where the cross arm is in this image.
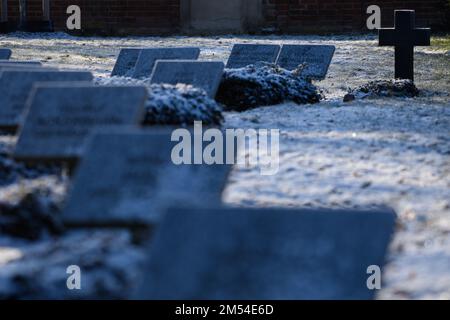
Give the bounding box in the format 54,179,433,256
378,28,396,46
414,28,431,46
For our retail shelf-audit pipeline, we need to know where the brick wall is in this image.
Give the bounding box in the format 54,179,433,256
0,0,448,35
2,0,181,35
263,0,449,33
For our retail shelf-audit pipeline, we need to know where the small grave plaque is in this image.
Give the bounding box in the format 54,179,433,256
276,45,335,79
111,48,142,77
150,60,225,98
62,129,232,227
132,47,200,78
0,70,92,131
225,44,281,69
14,85,147,164
0,65,56,73
0,60,42,67
137,207,397,300
0,48,12,59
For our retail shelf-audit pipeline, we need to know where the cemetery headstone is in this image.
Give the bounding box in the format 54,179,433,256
0,70,93,131
379,10,431,81
0,60,42,66
62,128,232,227
111,48,143,77
0,65,56,73
276,45,336,79
150,60,225,98
132,47,200,79
136,207,397,300
14,85,147,165
225,44,281,69
0,48,12,59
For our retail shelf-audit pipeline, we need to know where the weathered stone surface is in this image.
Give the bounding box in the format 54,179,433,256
150,60,224,98
0,70,93,131
276,45,335,79
137,207,397,300
0,49,12,60
132,47,200,78
226,44,281,68
14,84,147,163
0,65,55,72
63,129,231,227
0,61,41,67
111,48,142,77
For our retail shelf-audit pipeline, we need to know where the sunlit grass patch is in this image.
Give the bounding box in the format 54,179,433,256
432,35,450,51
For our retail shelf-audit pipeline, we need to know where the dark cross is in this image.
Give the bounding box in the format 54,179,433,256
379,10,430,81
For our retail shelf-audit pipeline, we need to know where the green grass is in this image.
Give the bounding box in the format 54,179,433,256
432,35,450,51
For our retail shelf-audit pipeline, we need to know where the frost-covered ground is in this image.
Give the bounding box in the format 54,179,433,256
0,32,449,300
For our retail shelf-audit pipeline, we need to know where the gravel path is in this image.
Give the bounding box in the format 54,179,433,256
0,32,449,299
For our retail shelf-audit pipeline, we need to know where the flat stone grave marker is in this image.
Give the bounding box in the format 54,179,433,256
136,206,397,300
0,70,93,131
0,60,42,67
225,44,281,69
132,47,200,79
14,85,147,165
150,60,225,98
62,128,232,227
0,65,56,73
276,45,336,80
111,48,143,77
0,48,12,59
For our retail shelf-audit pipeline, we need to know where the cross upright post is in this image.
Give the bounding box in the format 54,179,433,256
379,10,431,82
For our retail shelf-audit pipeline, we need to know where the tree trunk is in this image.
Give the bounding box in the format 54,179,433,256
43,0,50,21
1,0,8,23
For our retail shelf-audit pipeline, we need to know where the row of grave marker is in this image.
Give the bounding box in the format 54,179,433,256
0,43,337,131
0,57,232,228
111,9,431,83
112,43,336,80
0,62,222,132
0,49,396,300
0,10,431,298
3,9,431,85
